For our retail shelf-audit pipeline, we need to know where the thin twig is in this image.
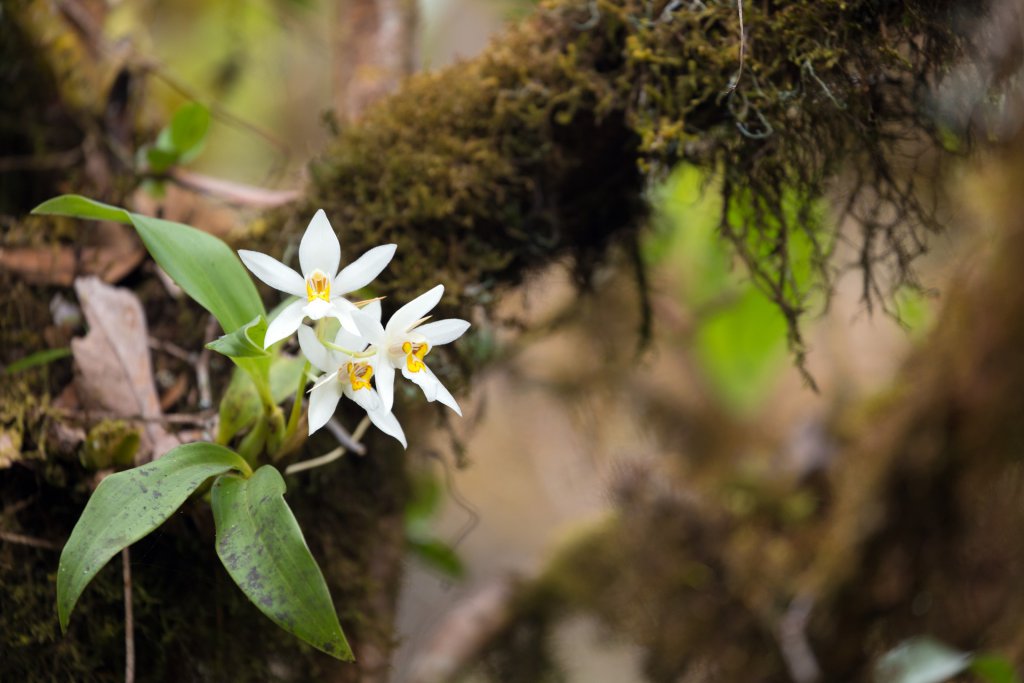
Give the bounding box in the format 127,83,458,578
0,530,62,551
123,548,136,683
197,316,217,412
725,0,746,93
777,594,820,683
167,168,301,209
56,407,216,426
286,416,371,474
325,417,368,455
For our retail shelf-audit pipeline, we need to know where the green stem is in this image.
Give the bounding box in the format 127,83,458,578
285,359,310,440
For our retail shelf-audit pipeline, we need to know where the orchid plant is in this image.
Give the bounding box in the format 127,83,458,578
30,195,469,660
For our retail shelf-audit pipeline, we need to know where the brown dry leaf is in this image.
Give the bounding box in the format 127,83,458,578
0,221,144,286
71,276,179,463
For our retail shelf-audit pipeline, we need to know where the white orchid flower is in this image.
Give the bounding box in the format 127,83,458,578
238,209,396,348
352,284,470,416
297,319,407,448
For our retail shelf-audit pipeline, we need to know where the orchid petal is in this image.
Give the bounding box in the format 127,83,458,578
346,384,382,413
264,299,306,348
330,298,361,336
374,359,396,412
237,250,305,298
307,376,343,435
299,209,341,278
387,284,444,336
402,365,440,402
302,297,334,321
417,319,470,346
431,375,463,416
333,244,397,294
334,324,369,352
360,298,383,324
298,325,334,374
367,408,407,449
352,308,387,346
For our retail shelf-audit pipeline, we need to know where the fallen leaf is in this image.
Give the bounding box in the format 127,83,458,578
0,222,144,286
71,276,178,463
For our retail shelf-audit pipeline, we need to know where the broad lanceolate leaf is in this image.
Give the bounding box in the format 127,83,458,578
31,195,132,224
211,466,352,660
32,195,265,333
130,213,264,332
58,443,252,631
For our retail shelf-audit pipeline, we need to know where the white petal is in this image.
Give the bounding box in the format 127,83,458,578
298,325,335,373
299,209,341,278
346,384,382,413
431,376,463,416
402,365,440,402
360,298,383,324
417,319,470,346
352,307,387,346
334,324,369,352
303,297,334,321
238,250,305,297
375,359,396,411
367,408,407,448
330,298,361,336
307,377,343,435
264,299,306,348
387,284,444,336
333,244,397,294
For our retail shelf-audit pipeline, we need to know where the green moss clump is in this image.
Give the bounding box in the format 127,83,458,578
269,0,980,377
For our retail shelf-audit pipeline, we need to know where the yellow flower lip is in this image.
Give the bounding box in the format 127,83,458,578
346,361,373,391
305,269,331,303
402,341,430,373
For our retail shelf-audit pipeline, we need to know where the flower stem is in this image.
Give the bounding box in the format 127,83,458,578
284,416,372,474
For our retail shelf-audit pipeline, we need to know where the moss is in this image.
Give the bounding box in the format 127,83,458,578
266,0,980,379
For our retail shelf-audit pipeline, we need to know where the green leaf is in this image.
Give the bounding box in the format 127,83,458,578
128,213,263,332
972,655,1022,683
57,443,251,631
32,195,132,224
32,196,265,333
218,356,306,444
211,466,352,660
206,315,271,359
3,347,71,374
875,637,972,683
408,537,465,578
144,145,180,174
169,102,210,160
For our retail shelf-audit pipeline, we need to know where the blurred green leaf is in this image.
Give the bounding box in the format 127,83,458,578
169,102,211,162
145,145,180,174
408,537,465,578
57,443,251,631
211,465,352,660
875,637,972,683
972,655,1022,683
4,347,71,374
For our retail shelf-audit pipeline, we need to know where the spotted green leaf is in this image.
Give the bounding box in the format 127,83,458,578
57,443,251,631
211,466,352,660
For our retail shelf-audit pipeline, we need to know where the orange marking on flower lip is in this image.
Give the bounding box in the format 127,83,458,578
402,341,429,373
306,270,331,302
346,362,373,391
